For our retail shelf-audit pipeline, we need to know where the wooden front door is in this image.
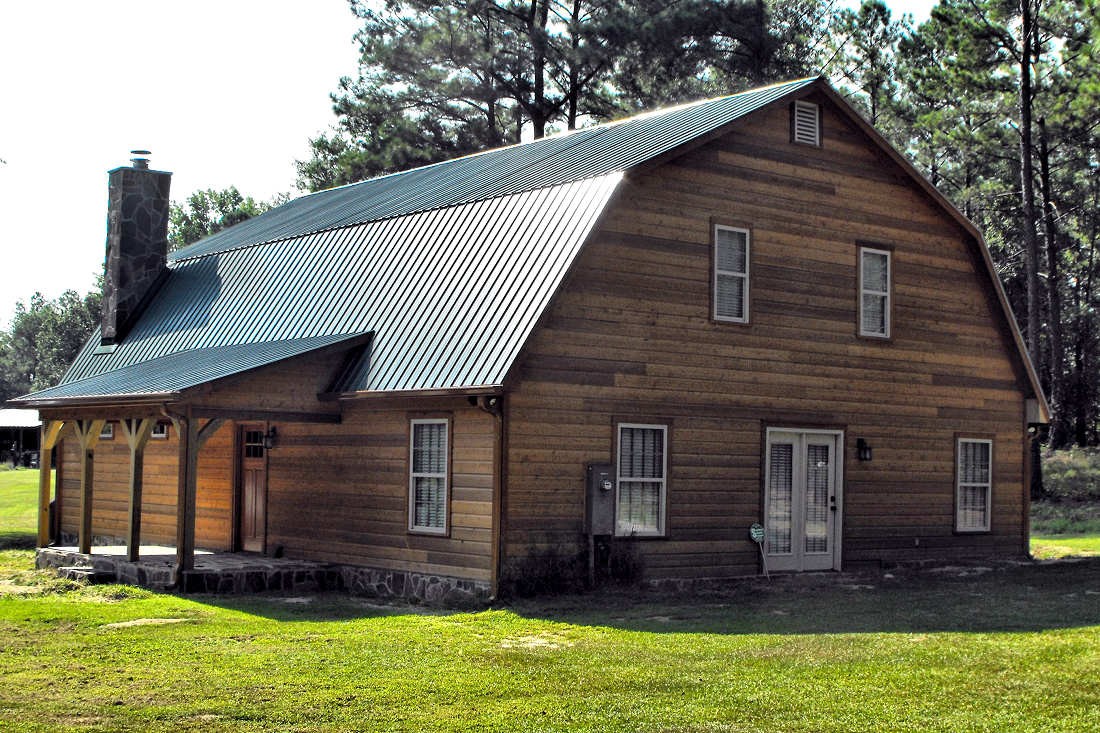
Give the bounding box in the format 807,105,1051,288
238,425,268,553
764,429,843,572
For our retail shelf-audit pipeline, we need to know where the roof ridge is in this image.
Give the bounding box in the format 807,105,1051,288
304,77,820,198
169,78,819,262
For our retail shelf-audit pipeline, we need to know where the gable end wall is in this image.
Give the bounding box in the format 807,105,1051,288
502,97,1029,580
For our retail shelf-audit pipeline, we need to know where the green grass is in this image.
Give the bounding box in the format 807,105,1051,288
1,549,1100,731
1031,534,1100,559
0,467,41,548
3,470,1100,729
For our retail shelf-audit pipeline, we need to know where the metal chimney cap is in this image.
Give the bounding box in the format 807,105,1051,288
130,150,152,169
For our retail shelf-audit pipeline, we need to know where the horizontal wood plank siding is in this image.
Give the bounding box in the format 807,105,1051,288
503,97,1028,579
265,399,495,582
57,421,233,550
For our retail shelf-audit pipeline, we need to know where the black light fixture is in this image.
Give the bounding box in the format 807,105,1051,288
856,438,872,462
263,426,278,451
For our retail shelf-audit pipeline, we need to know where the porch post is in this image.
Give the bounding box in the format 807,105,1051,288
120,418,155,562
37,420,66,547
174,415,225,580
73,419,105,554
174,413,198,574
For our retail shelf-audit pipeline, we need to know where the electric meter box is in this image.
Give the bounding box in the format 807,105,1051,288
585,462,615,536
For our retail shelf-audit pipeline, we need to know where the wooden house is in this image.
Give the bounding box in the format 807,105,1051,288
9,78,1048,601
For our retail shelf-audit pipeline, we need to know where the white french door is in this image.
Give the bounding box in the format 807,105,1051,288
764,429,843,572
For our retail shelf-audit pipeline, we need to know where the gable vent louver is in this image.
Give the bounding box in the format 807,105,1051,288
793,100,820,146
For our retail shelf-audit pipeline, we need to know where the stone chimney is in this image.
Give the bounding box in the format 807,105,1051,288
101,150,172,345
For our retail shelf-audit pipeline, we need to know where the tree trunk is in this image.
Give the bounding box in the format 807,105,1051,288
567,0,580,130
529,0,551,138
1018,0,1043,373
1038,117,1067,447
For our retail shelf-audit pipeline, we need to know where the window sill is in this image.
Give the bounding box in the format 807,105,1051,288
408,528,449,538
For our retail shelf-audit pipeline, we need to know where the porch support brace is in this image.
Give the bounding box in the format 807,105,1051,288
173,413,225,579
37,420,66,547
120,418,155,562
72,419,105,554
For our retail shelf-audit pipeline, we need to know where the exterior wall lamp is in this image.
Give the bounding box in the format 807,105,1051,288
264,426,278,451
857,438,872,462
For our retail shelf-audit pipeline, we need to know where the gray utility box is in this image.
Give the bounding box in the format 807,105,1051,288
585,462,615,536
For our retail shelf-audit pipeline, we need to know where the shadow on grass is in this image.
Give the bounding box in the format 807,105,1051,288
185,559,1100,634
191,593,447,623
503,559,1100,636
0,532,36,550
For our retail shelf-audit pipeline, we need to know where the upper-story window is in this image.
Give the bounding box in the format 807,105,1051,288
792,100,821,147
860,246,891,338
714,225,750,323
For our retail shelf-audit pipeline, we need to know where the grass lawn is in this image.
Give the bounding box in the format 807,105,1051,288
2,471,1099,730
0,467,41,548
1031,534,1100,559
1,548,1099,732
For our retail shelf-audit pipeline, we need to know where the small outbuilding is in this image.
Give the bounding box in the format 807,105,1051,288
0,408,39,467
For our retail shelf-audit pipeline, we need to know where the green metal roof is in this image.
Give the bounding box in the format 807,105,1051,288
14,78,823,407
173,78,817,262
22,333,370,405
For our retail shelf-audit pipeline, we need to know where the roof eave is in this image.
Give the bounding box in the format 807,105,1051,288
332,385,504,402
6,391,182,410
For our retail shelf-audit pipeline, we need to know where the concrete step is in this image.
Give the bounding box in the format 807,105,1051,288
56,566,116,584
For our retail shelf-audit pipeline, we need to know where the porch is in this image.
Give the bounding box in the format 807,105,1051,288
36,544,340,594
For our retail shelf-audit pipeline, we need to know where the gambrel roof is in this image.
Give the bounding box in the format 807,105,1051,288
12,77,1048,419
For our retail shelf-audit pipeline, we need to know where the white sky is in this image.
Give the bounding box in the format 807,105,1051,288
0,0,935,320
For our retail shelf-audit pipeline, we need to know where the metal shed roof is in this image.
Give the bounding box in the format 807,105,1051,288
0,408,39,428
14,78,827,406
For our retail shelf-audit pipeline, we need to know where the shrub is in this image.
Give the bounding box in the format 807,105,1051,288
1042,448,1100,501
499,537,646,598
606,540,644,584
500,543,585,598
1031,501,1100,536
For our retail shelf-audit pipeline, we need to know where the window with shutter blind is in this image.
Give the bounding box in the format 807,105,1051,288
956,438,992,532
714,225,749,323
860,246,891,338
616,423,667,537
409,419,449,534
792,100,821,147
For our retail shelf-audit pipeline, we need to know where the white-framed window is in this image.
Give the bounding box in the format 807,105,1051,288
150,422,169,440
409,418,449,535
714,225,750,323
616,423,667,537
860,246,891,338
956,438,992,532
792,100,821,146
98,422,114,440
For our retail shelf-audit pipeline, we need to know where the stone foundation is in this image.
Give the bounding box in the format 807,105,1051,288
35,547,491,606
338,565,491,607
